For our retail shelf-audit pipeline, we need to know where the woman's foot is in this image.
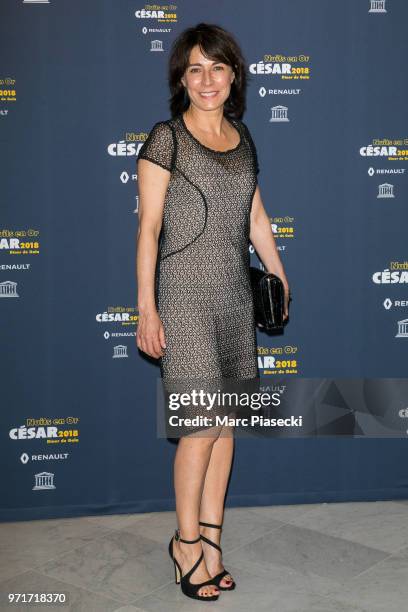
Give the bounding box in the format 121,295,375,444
199,524,234,588
172,536,220,598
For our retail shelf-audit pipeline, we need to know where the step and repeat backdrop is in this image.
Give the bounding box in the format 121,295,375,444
1,0,408,521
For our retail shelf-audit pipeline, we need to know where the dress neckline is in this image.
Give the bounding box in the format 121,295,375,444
179,113,243,155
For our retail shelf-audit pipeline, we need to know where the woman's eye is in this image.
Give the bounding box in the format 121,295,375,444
188,65,224,74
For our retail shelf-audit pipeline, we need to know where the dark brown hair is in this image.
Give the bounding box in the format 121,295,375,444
168,23,247,120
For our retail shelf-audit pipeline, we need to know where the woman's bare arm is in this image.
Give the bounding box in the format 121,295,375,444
136,158,170,357
249,185,291,319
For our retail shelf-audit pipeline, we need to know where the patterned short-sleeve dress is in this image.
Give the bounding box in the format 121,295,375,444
137,114,260,431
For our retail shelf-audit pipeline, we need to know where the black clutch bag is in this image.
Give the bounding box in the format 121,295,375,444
249,266,285,331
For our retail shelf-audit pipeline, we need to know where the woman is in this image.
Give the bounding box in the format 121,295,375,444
136,23,290,601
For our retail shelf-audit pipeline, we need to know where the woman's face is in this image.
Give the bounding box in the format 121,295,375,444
181,44,235,112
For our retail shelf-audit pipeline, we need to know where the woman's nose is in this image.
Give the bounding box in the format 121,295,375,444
202,71,213,86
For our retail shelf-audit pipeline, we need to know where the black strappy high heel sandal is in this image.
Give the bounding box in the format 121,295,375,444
168,528,220,601
199,521,236,591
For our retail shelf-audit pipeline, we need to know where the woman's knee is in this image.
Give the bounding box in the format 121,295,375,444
182,427,223,446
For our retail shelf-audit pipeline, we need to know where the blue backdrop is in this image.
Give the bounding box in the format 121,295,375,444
1,0,407,522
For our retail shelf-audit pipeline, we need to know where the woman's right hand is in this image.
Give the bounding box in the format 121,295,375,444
136,309,167,359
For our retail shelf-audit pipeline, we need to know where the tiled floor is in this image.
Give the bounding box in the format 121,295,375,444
1,500,408,611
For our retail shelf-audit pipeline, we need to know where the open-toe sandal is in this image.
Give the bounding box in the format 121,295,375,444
199,520,236,591
168,528,220,601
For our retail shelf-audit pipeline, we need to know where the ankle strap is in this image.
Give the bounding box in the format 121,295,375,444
199,521,222,530
174,528,200,544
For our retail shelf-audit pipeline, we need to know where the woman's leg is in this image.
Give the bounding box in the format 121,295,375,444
172,432,221,597
199,424,235,588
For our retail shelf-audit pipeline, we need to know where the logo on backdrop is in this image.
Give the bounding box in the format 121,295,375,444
368,167,405,176
113,345,128,358
0,76,16,118
96,307,137,323
150,40,164,52
142,27,171,35
9,418,80,444
0,281,19,297
134,5,178,38
33,472,56,490
20,453,69,464
368,0,387,13
270,105,290,122
97,306,137,357
377,183,395,198
0,228,37,296
396,319,408,338
0,263,30,272
135,7,178,22
107,132,149,214
383,298,408,310
249,54,310,123
249,216,294,255
0,228,41,254
257,346,298,375
372,263,408,284
360,139,408,158
108,134,147,157
259,87,301,98
249,54,311,80
270,216,295,242
362,141,407,201
372,262,408,338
